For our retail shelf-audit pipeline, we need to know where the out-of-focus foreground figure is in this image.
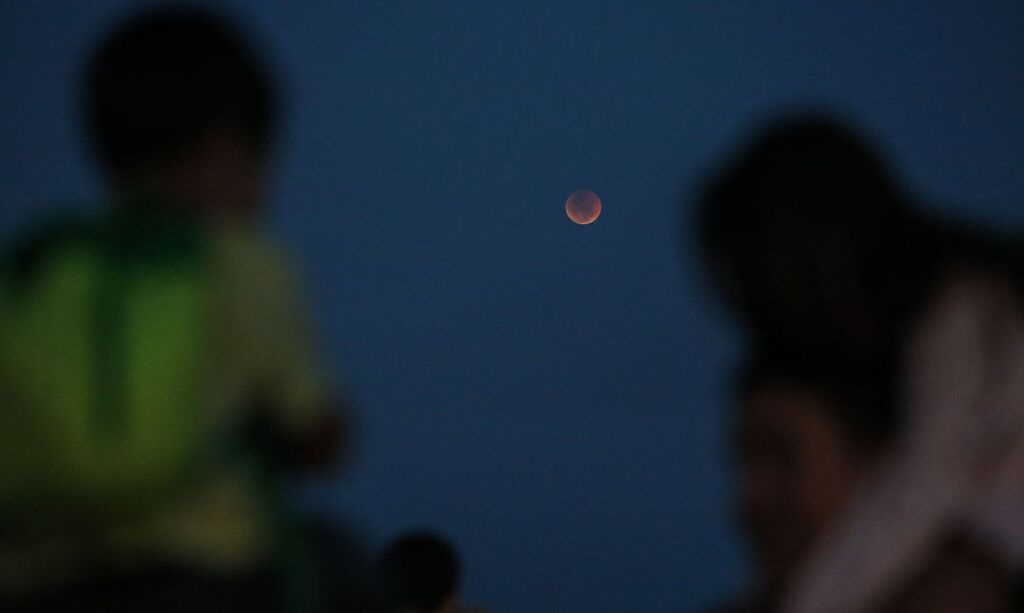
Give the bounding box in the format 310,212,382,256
378,532,485,613
0,7,350,612
697,114,1024,612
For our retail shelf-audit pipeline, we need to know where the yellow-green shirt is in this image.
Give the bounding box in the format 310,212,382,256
0,226,332,593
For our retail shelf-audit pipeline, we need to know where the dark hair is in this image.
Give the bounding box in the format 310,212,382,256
379,532,460,612
696,115,941,370
736,351,898,452
697,113,1024,366
83,6,278,181
697,114,910,266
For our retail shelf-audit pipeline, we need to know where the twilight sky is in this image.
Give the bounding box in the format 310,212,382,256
2,2,1023,610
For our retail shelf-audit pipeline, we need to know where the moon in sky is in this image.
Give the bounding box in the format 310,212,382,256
565,189,602,225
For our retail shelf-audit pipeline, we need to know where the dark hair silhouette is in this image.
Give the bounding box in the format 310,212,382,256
380,532,460,612
695,113,1022,371
83,6,278,182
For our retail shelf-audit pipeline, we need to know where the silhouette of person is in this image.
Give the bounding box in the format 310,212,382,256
696,113,1024,612
379,532,483,613
0,7,346,611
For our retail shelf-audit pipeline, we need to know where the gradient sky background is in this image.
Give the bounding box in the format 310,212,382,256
2,2,1024,611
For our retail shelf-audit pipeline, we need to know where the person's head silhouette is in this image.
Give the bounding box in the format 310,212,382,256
84,6,279,222
696,114,922,365
380,532,462,613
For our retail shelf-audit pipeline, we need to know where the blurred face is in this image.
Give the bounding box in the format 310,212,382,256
436,594,462,613
188,127,269,223
135,125,269,224
735,382,867,597
400,593,460,613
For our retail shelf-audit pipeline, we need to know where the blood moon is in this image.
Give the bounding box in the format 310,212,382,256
565,189,602,225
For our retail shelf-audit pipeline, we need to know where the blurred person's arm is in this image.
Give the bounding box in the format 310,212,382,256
218,229,350,474
781,273,1024,613
253,243,350,474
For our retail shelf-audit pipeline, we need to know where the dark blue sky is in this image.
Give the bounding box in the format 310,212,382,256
2,2,1023,611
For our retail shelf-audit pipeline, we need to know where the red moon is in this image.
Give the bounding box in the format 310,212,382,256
565,189,602,225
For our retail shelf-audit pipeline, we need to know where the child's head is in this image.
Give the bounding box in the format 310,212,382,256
83,7,278,222
380,532,462,613
732,355,894,600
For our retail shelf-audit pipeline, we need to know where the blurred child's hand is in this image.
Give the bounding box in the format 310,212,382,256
289,407,350,474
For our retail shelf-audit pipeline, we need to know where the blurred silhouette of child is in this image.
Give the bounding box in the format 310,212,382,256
0,7,344,612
